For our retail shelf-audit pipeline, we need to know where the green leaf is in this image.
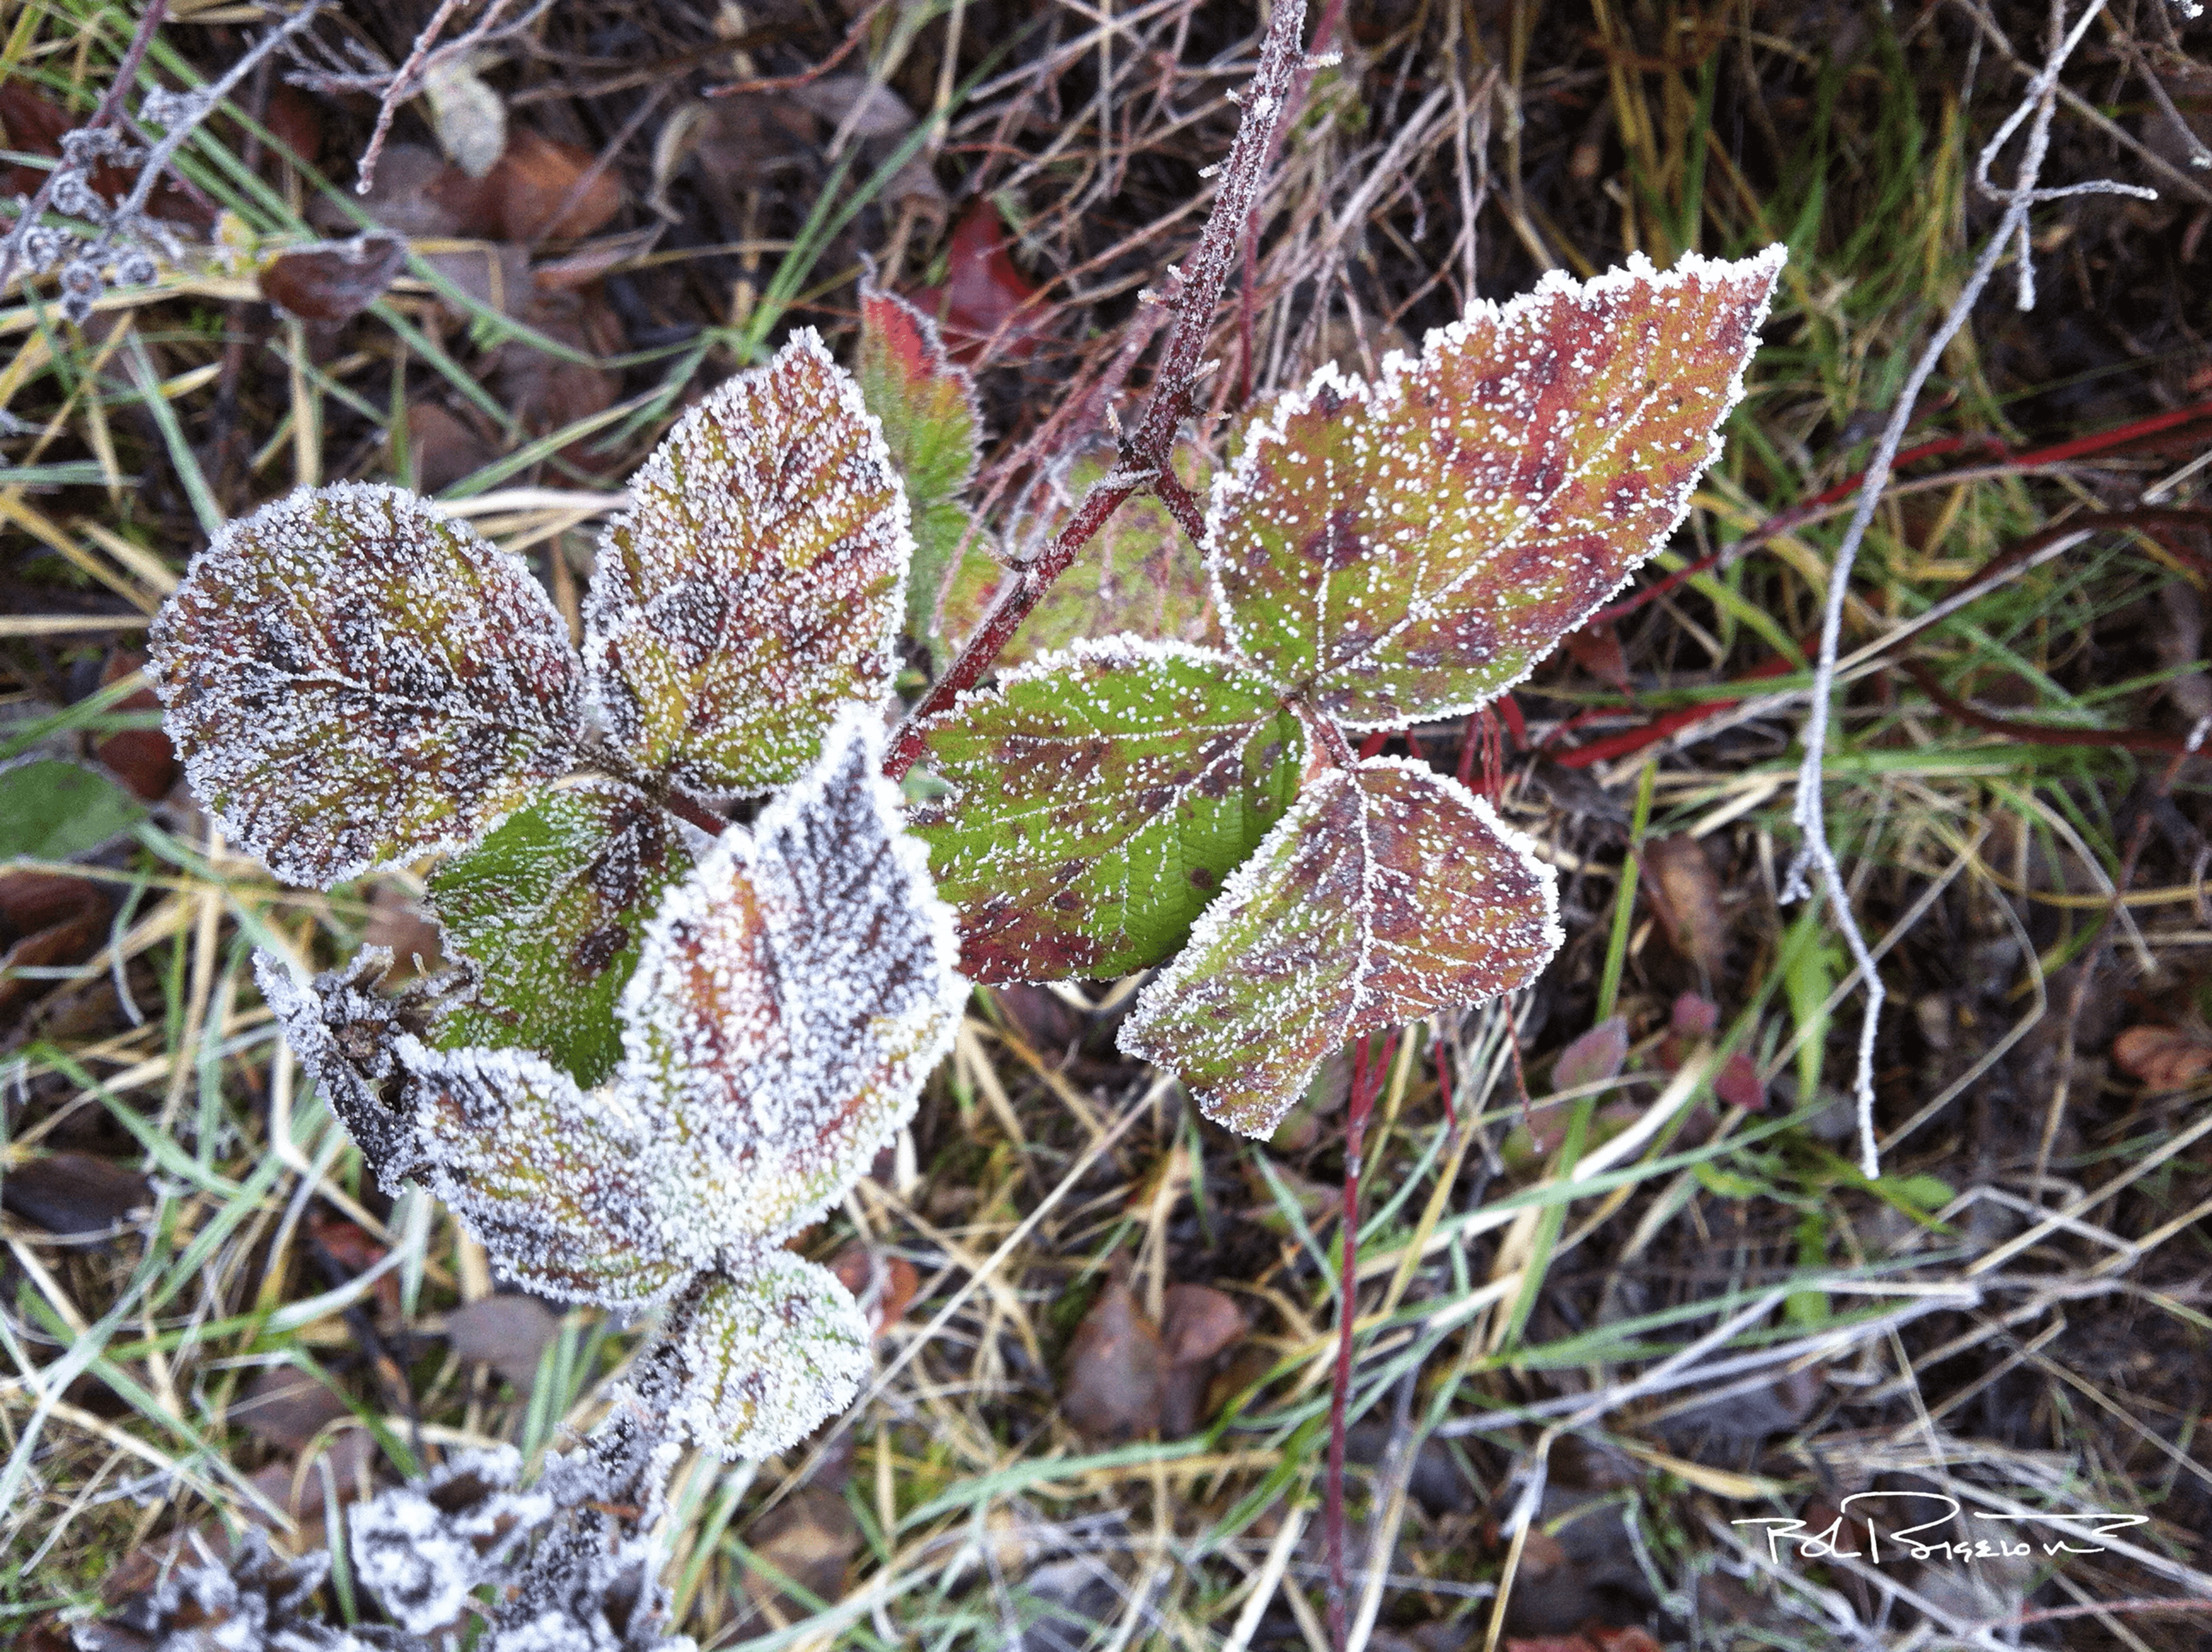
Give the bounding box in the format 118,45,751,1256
855,286,983,653
1121,759,1559,1136
936,436,1218,670
1207,248,1786,727
660,1252,873,1460
0,757,145,861
910,638,1309,984
584,330,910,798
429,779,698,1088
404,1040,702,1309
617,710,967,1235
147,482,583,888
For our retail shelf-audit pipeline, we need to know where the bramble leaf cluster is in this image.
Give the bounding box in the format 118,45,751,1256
915,248,1786,1134
149,333,965,1461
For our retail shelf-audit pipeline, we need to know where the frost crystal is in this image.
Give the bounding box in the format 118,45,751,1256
584,331,910,798
619,707,968,1237
269,716,962,1457
1121,759,1559,1136
148,483,584,888
1205,248,1786,727
660,1251,874,1460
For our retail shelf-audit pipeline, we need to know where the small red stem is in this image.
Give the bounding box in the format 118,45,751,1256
1324,1027,1395,1651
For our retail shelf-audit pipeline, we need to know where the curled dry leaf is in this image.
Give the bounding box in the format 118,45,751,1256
257,233,408,323
483,127,625,242
585,332,907,798
147,483,583,888
1122,760,1558,1136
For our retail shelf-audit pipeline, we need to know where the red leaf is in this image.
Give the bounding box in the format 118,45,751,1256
1669,991,1719,1038
1713,1051,1767,1111
905,199,1050,365
1560,619,1629,690
1552,1016,1628,1093
2112,1024,2212,1092
94,650,177,802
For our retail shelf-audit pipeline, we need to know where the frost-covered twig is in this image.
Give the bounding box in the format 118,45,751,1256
1785,0,2156,1180
882,0,1315,778
0,1,330,322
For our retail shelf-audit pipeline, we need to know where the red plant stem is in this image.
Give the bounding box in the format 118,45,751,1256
1897,658,2197,754
1592,399,2212,628
1325,1027,1393,1651
885,0,1314,778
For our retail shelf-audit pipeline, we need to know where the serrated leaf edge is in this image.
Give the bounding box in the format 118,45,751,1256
1118,754,1563,1130
151,480,585,885
1201,245,1787,730
579,329,916,800
617,705,967,1241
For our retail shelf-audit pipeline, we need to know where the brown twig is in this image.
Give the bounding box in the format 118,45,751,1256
883,0,1316,778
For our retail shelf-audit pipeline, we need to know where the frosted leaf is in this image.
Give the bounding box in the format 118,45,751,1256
1122,759,1560,1136
585,331,909,798
255,947,428,1196
404,1041,702,1308
147,482,584,887
660,1252,873,1460
431,779,701,1088
617,709,967,1237
855,285,982,653
350,1445,551,1636
1207,248,1784,727
936,435,1219,668
910,637,1309,983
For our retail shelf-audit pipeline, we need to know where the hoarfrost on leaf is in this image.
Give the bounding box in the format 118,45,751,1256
660,1249,874,1460
147,482,584,887
1206,247,1785,727
911,636,1309,983
584,331,910,798
255,948,428,1196
1121,758,1560,1135
431,779,701,1088
854,285,983,653
405,1041,703,1309
619,709,968,1237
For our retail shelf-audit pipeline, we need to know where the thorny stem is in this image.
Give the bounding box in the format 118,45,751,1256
1784,0,2154,1179
883,0,1314,778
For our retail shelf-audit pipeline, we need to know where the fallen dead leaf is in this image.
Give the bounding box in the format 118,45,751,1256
1,1150,150,1237
364,883,445,980
1560,618,1630,691
742,1484,859,1621
827,1243,919,1338
1552,1016,1629,1094
1160,1282,1245,1438
397,401,500,493
236,1366,350,1453
0,871,111,1023
484,127,625,242
1059,1278,1163,1444
93,650,177,802
907,199,1051,364
259,233,409,324
1640,833,1728,979
2113,1024,2212,1091
444,1293,560,1396
306,1210,399,1320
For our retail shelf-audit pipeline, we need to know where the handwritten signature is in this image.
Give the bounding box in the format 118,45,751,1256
1732,1494,2145,1567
